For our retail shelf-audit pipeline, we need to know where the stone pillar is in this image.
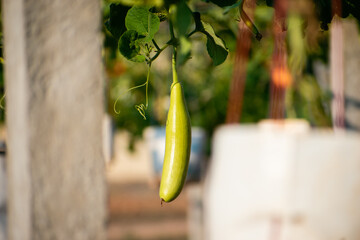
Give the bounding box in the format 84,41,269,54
2,0,106,239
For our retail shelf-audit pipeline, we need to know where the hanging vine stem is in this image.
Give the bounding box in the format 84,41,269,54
113,63,151,120
169,20,178,84
168,17,178,68
113,38,169,119
113,12,179,120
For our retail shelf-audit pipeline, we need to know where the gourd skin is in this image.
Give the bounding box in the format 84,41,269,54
159,81,191,202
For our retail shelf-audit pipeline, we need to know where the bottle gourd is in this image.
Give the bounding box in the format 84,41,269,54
159,55,191,203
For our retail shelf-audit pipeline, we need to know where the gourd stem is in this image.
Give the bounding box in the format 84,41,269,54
172,49,178,84
169,20,178,84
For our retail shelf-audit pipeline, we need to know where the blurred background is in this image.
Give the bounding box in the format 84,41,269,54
101,0,360,239
1,0,360,239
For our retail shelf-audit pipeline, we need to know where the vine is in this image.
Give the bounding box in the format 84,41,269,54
105,0,262,119
113,64,151,119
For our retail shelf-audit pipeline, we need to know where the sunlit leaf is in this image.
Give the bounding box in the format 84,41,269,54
178,36,192,65
171,1,192,36
125,6,160,43
201,21,228,65
191,12,228,65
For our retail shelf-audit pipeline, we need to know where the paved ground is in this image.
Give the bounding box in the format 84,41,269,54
107,182,189,240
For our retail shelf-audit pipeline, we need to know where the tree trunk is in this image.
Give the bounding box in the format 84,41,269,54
2,0,106,239
269,0,288,119
225,0,255,124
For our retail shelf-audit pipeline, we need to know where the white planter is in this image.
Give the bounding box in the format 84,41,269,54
204,120,360,240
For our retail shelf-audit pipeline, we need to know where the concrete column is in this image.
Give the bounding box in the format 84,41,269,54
2,0,106,239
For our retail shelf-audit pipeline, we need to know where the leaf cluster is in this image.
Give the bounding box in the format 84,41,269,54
105,1,229,66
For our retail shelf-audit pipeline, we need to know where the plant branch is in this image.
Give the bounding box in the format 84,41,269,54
187,29,197,38
149,43,169,63
152,39,161,51
169,19,176,41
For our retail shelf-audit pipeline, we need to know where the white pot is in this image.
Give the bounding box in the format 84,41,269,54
204,120,360,240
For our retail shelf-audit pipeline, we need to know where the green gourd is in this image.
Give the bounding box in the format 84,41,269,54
159,55,191,203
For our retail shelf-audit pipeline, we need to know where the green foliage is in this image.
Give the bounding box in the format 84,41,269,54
202,21,228,65
241,42,272,123
125,6,160,43
206,37,228,66
105,4,131,39
119,30,147,62
193,12,229,65
105,1,229,65
291,75,332,127
178,36,192,65
171,1,192,36
169,2,193,64
103,0,357,146
116,6,161,62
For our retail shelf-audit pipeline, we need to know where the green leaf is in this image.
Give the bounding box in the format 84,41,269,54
206,37,228,66
105,3,131,40
192,13,228,65
178,36,192,65
200,21,228,65
118,30,146,62
125,6,160,43
150,7,168,22
171,1,192,36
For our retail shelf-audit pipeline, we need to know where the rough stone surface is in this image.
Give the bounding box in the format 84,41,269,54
3,0,106,239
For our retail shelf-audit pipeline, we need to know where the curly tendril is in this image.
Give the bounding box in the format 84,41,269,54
113,64,151,120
